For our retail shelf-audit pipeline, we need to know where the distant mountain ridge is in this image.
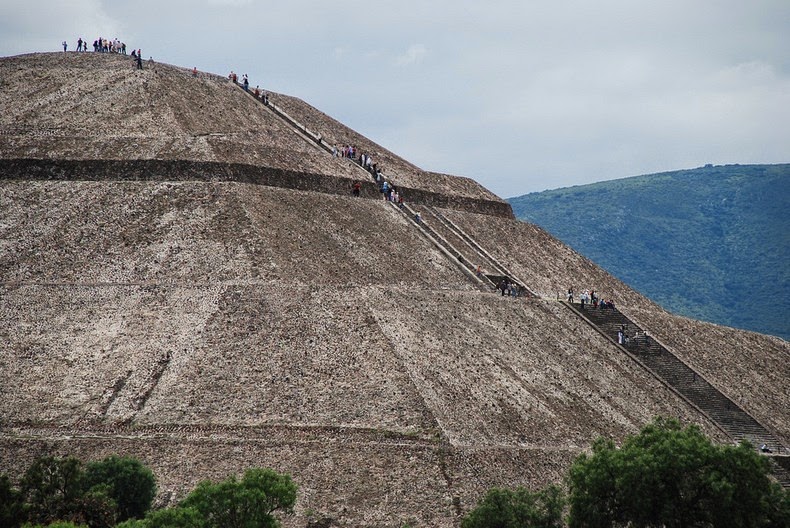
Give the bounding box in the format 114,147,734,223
509,164,790,340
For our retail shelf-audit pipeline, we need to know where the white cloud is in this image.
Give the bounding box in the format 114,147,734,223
0,0,122,54
713,61,779,87
396,44,426,66
206,0,253,5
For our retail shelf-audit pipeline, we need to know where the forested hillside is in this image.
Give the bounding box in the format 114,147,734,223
509,164,790,340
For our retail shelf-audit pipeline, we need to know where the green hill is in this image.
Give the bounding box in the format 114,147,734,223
509,164,790,340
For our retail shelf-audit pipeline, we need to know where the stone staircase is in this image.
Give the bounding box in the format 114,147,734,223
394,201,491,291
234,82,335,155
427,207,535,297
564,300,787,457
231,82,528,294
414,206,497,288
770,456,790,488
397,203,534,297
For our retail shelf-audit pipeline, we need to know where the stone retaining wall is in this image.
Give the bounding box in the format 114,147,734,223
0,158,513,218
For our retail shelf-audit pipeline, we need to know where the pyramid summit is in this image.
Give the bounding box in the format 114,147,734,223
1,52,788,526
0,52,509,217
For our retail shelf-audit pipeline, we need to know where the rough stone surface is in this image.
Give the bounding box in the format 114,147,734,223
1,53,787,527
0,52,509,216
266,93,502,204
443,208,790,441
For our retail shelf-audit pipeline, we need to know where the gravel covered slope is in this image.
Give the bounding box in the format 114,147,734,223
0,52,785,528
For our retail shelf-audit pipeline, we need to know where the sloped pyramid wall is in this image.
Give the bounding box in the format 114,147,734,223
1,53,787,527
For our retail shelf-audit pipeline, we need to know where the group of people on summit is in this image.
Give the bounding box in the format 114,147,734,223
65,37,128,54
63,36,145,69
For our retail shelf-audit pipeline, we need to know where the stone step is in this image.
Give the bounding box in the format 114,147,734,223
422,208,502,276
428,207,536,298
562,300,787,467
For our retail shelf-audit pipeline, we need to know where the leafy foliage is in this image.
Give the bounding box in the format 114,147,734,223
9,455,158,528
567,417,790,527
22,522,89,528
74,487,117,528
179,467,297,528
20,456,90,526
1,473,25,528
141,506,204,528
84,456,156,522
8,457,296,528
113,520,149,528
461,485,564,528
508,164,790,339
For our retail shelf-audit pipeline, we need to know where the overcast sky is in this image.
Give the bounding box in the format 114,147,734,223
2,0,789,197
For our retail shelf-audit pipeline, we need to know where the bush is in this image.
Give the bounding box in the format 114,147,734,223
22,522,88,528
12,455,157,528
145,507,204,528
461,485,564,528
20,456,86,526
1,473,25,528
84,456,156,522
179,467,296,528
567,417,790,527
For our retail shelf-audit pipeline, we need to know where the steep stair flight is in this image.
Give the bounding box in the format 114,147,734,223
565,301,787,457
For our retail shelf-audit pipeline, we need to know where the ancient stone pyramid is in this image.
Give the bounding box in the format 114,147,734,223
1,52,787,527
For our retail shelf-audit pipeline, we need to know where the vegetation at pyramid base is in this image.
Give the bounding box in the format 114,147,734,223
77,467,296,528
23,523,88,528
1,474,25,527
461,485,564,528
7,455,155,528
508,164,790,340
167,468,296,528
83,456,157,523
3,459,295,528
461,417,789,528
7,421,788,527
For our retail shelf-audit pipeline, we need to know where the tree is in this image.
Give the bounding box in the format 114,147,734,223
144,506,204,528
115,519,149,528
1,473,25,528
567,417,790,527
0,456,150,528
73,487,117,528
22,522,88,528
461,485,564,528
179,468,297,528
764,483,790,527
113,520,149,528
83,456,156,522
113,507,204,528
20,456,86,526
